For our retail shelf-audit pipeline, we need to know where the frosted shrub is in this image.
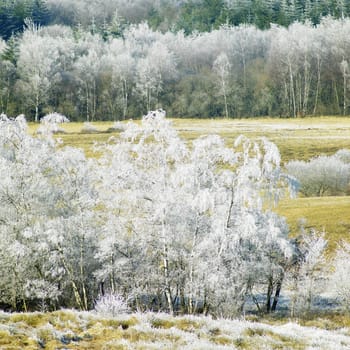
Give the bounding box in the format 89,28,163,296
330,242,350,311
81,122,98,133
37,122,65,134
143,108,166,120
15,114,26,123
285,151,350,196
41,112,70,123
107,121,127,132
288,230,328,317
38,113,69,134
335,148,350,163
0,113,9,121
94,293,130,317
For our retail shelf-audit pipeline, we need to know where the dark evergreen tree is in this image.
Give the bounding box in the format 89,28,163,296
0,0,50,40
30,0,50,26
1,35,20,66
176,0,226,34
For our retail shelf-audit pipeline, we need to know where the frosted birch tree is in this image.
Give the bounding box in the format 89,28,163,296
213,52,231,118
136,41,176,111
330,241,350,311
16,22,59,121
74,33,105,121
204,136,297,316
0,118,98,311
102,39,135,119
0,118,60,309
94,113,298,316
288,229,328,317
95,112,188,313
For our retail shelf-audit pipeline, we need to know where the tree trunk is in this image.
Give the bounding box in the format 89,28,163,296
123,79,128,119
57,245,86,310
313,56,321,115
80,238,88,310
189,226,199,314
110,254,116,293
86,83,90,122
266,276,273,313
343,63,347,116
288,59,296,117
333,79,341,114
223,84,229,119
92,79,96,121
303,54,310,116
163,248,174,314
271,279,282,312
162,217,174,314
35,92,39,122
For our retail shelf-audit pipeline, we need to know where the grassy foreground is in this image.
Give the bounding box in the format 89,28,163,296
1,310,350,350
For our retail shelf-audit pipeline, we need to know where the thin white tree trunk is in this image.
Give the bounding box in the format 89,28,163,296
313,56,321,115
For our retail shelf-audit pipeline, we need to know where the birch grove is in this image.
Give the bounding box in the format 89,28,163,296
0,113,336,316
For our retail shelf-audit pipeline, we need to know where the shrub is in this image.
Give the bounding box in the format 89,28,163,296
106,121,127,133
285,150,350,196
94,293,130,317
81,122,99,133
41,112,70,123
330,242,350,311
0,113,9,121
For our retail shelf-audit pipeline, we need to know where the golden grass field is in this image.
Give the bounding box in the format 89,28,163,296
29,117,350,253
29,116,350,161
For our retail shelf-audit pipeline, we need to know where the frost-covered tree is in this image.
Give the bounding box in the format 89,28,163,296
73,33,105,121
16,21,60,121
101,38,135,119
330,241,350,311
94,112,297,316
204,136,297,316
0,118,98,311
287,229,328,317
213,52,231,118
0,40,16,114
95,111,190,313
0,118,61,309
136,41,176,111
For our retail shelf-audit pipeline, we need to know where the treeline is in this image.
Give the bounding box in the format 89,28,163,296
2,18,350,120
1,0,349,39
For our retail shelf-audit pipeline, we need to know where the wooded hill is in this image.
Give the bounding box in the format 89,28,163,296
1,1,350,120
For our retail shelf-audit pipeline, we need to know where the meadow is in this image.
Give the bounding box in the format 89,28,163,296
30,117,350,161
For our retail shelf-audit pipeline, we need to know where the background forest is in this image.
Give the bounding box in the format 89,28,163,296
1,0,350,120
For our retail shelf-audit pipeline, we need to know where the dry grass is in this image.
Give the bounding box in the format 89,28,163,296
172,117,350,162
28,116,350,162
1,310,349,349
277,196,350,254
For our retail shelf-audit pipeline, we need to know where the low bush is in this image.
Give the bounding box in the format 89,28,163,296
285,149,350,196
